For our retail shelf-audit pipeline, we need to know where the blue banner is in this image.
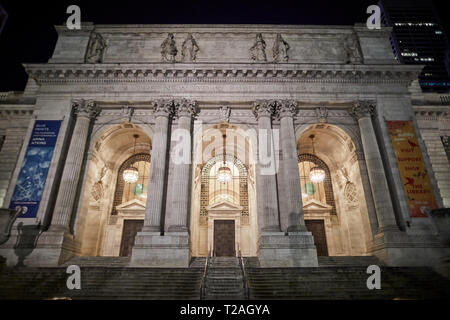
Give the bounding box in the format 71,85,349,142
9,120,61,218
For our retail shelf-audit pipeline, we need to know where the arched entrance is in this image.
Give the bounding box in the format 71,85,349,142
297,123,373,256
73,123,151,257
190,123,258,257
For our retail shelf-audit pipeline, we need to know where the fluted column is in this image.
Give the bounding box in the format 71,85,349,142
167,99,198,232
252,100,280,232
51,99,100,229
277,100,307,232
143,100,173,232
349,101,399,233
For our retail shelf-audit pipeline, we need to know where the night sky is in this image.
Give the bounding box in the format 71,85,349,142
0,0,449,92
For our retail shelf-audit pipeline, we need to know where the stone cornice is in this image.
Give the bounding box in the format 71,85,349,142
24,63,422,85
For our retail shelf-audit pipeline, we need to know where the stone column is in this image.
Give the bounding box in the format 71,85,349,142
51,99,100,230
277,100,307,232
252,100,280,232
131,99,191,267
142,99,173,232
252,100,318,267
167,99,198,231
349,101,399,233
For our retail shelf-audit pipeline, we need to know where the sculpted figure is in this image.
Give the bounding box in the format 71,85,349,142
161,33,178,62
273,34,290,62
344,35,363,64
181,33,200,61
85,32,106,63
250,33,267,62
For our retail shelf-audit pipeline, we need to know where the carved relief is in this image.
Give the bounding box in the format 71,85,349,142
219,106,231,123
161,33,178,62
181,33,199,62
272,34,290,62
86,32,107,63
344,34,363,64
441,135,450,162
315,107,328,123
91,165,108,202
250,33,267,62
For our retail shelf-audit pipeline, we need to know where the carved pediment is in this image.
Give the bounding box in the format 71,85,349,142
116,199,146,212
303,199,332,212
207,200,243,212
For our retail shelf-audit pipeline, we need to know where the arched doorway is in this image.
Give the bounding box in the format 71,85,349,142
190,123,258,257
297,124,373,256
73,123,151,257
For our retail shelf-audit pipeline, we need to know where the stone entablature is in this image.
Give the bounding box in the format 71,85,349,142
49,23,396,65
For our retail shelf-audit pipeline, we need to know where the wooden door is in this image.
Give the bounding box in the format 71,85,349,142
214,220,235,257
305,219,329,256
119,220,144,257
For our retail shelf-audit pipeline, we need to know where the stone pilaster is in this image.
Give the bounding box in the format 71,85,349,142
277,100,307,232
349,101,399,234
253,100,318,267
142,99,173,232
166,99,198,232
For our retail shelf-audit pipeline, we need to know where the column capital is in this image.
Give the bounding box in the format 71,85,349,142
253,100,277,120
72,99,101,119
349,100,376,120
174,99,198,118
153,99,175,118
277,100,297,119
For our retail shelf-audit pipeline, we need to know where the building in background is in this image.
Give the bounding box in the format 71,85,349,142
379,0,450,92
0,5,7,35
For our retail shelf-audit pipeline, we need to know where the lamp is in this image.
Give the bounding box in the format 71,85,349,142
308,134,325,183
217,133,232,183
123,134,139,183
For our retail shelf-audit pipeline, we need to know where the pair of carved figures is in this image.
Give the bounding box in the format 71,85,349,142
161,33,199,62
250,33,290,62
85,32,107,63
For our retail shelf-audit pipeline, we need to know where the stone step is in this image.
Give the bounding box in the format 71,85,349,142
318,256,385,267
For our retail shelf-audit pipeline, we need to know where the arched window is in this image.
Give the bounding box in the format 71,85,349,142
111,153,150,215
298,154,336,215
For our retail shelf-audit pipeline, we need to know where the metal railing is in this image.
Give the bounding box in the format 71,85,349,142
200,250,211,300
238,248,250,300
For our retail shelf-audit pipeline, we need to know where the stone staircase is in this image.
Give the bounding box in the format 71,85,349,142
247,266,450,299
61,256,131,268
0,266,203,300
202,257,247,300
318,256,385,267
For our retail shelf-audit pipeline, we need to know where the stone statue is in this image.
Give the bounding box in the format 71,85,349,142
161,33,178,62
344,35,363,64
181,33,199,61
272,34,290,62
85,32,107,63
250,33,267,62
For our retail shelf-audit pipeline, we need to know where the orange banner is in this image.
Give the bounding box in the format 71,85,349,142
386,121,437,218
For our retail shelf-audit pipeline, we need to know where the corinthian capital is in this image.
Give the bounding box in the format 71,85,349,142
72,99,101,119
174,99,198,118
349,100,376,120
252,100,277,120
154,99,175,118
277,100,297,119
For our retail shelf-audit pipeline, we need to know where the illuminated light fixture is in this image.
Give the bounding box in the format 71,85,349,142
217,133,232,183
123,134,139,184
308,134,325,183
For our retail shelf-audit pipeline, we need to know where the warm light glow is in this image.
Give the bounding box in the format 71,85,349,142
219,194,229,200
123,167,139,183
309,166,325,183
217,166,232,183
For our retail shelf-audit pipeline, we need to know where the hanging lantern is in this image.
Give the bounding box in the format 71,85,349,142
123,134,140,183
217,133,232,183
217,166,232,183
308,134,326,183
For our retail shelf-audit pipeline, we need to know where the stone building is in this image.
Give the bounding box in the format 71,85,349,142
0,23,449,269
